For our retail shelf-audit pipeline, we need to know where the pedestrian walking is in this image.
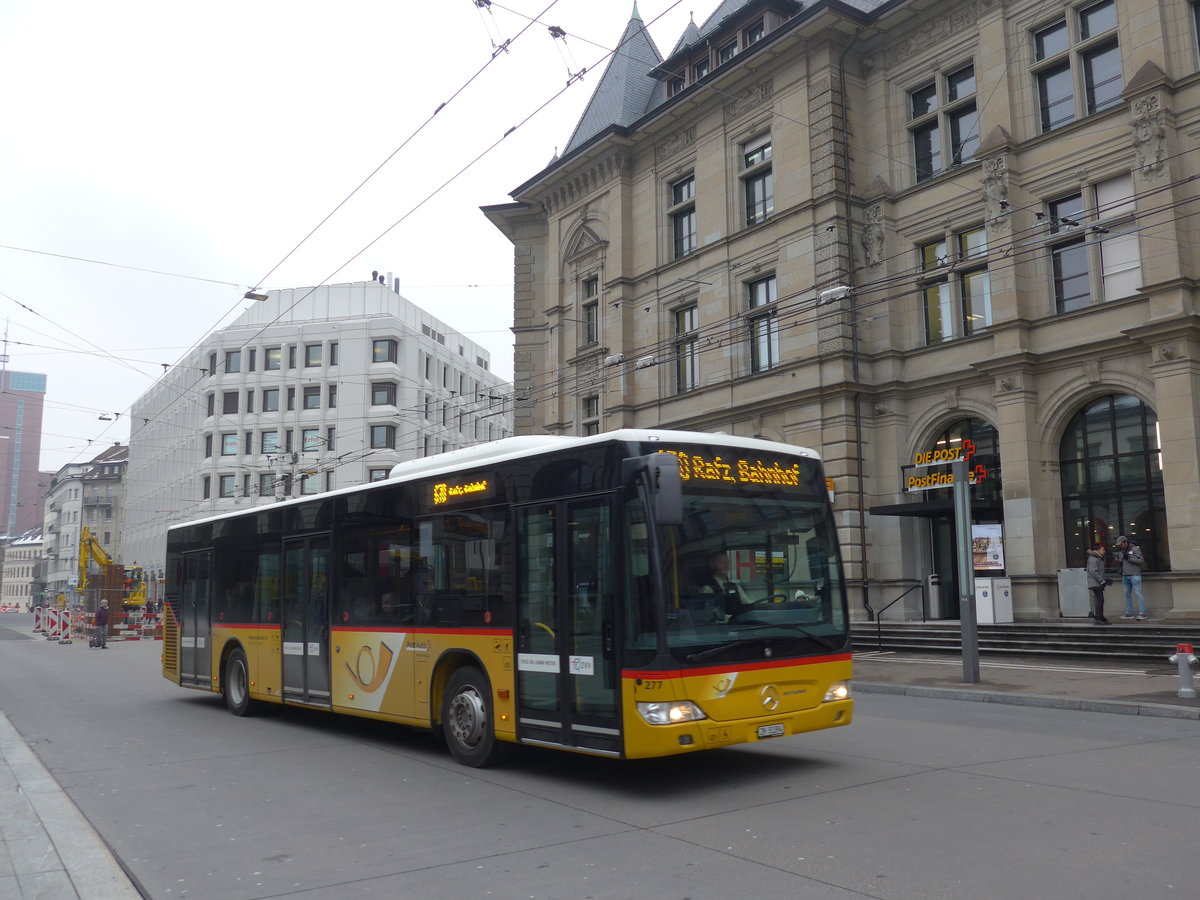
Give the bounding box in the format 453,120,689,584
1115,535,1147,620
94,599,109,648
1085,544,1110,624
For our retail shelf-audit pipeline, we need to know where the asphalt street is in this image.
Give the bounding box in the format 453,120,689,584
2,615,1199,899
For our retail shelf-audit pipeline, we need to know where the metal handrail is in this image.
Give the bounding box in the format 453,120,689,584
868,584,925,653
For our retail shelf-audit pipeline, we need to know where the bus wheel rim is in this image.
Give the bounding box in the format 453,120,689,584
230,660,246,705
448,687,486,748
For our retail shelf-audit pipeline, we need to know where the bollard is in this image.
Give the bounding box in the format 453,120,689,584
44,608,59,640
1168,644,1198,699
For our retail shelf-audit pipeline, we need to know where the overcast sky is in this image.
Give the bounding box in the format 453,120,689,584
0,0,718,473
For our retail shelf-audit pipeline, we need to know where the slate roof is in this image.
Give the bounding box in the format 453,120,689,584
562,8,663,155
558,0,893,163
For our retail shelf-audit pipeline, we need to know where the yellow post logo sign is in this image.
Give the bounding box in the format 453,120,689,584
904,438,988,493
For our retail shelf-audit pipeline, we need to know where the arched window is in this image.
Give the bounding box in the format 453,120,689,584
1059,395,1167,569
930,417,1001,506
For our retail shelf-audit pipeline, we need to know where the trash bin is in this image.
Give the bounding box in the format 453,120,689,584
1056,568,1090,617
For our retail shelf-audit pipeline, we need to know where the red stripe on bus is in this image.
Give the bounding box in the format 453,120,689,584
330,626,513,637
622,653,851,680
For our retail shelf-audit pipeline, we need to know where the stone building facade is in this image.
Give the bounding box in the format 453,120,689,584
484,0,1200,622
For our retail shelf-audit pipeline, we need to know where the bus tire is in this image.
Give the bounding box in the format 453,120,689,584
442,666,503,767
224,648,256,717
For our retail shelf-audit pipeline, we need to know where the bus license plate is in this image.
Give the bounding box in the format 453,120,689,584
757,723,785,739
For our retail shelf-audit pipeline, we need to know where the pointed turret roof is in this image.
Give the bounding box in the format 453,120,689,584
562,6,662,156
668,14,702,57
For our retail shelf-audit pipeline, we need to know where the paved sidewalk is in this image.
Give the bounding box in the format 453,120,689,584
853,650,1200,718
0,709,141,899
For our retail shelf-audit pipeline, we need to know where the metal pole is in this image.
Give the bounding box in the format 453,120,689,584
953,459,979,683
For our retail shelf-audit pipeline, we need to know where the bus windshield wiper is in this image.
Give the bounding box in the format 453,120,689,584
685,637,760,663
729,622,841,651
684,624,840,663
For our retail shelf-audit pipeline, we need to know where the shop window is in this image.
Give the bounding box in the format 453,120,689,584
1060,394,1167,570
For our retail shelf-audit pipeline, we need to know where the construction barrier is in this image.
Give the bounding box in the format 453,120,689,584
32,605,43,633
44,608,60,641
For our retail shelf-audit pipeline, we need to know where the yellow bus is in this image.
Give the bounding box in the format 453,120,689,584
162,429,852,766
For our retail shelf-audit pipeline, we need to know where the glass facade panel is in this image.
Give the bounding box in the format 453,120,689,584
1084,42,1123,113
1038,61,1074,131
1060,395,1168,569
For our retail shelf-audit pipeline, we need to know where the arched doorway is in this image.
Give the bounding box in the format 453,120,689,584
925,418,1002,618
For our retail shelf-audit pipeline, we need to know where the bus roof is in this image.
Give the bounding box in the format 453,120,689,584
168,428,820,532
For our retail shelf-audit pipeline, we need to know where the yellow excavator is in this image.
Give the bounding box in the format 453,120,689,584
77,527,145,607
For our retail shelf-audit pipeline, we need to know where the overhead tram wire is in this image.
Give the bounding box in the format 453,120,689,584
247,0,564,293
80,2,577,462
0,245,241,288
503,180,1200,415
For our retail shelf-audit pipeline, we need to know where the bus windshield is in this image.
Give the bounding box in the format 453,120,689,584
624,491,848,664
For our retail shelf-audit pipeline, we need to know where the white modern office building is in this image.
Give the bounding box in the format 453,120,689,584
123,280,512,590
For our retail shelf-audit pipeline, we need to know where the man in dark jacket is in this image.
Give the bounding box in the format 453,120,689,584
95,599,109,648
1115,536,1147,620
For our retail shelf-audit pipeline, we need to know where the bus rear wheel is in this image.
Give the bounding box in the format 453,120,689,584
442,666,503,767
224,648,256,717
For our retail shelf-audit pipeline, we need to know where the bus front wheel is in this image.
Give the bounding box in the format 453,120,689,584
224,648,256,717
442,666,503,767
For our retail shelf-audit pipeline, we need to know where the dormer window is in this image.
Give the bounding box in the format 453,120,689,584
694,59,709,80
668,74,686,96
744,20,765,45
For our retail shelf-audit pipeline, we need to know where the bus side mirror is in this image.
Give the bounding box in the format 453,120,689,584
623,454,683,527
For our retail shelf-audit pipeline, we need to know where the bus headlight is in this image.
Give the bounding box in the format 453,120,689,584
823,681,851,702
637,700,708,725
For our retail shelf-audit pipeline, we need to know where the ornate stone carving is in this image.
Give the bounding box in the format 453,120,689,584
861,204,885,268
655,126,696,163
884,1,998,68
723,79,774,123
1131,96,1167,179
541,153,631,214
981,155,1011,233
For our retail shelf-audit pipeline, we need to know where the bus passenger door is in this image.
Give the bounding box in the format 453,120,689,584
281,536,331,706
180,550,212,688
515,499,619,756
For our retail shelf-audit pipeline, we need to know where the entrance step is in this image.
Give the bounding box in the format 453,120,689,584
851,621,1199,664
